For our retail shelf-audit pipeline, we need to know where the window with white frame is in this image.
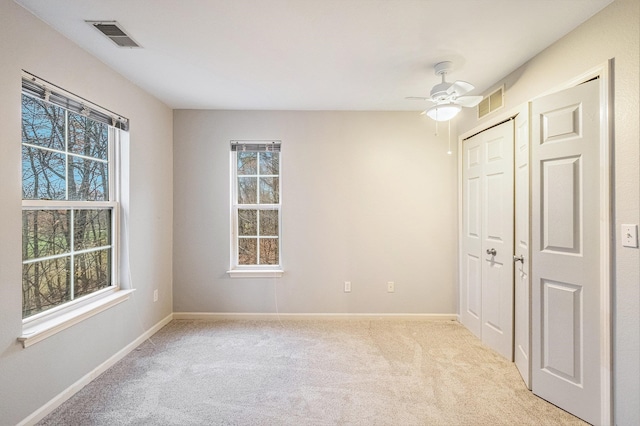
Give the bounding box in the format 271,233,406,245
21,73,128,320
230,141,281,273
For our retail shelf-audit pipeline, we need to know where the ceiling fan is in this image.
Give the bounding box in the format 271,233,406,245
407,61,483,121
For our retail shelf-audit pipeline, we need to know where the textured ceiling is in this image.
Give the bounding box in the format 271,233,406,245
15,0,613,110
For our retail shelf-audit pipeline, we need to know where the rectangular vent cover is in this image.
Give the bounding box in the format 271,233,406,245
87,21,141,48
478,85,504,119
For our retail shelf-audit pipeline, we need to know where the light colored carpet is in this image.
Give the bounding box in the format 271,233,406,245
38,319,586,425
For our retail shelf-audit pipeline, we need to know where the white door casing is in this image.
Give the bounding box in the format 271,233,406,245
514,107,531,388
531,77,603,425
461,120,514,360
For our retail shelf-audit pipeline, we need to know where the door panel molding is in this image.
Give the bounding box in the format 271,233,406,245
460,120,514,360
530,61,612,425
457,61,611,424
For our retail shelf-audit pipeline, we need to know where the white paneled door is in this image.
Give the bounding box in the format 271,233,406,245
514,108,531,388
461,120,514,360
531,78,603,425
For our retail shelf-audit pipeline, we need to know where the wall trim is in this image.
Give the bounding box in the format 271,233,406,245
173,312,458,321
18,313,174,426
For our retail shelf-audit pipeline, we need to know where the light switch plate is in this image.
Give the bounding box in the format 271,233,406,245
622,224,638,248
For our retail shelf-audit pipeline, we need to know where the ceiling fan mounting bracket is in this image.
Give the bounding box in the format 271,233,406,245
434,61,453,76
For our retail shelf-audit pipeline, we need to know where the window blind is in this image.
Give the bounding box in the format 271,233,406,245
22,72,129,131
231,140,281,152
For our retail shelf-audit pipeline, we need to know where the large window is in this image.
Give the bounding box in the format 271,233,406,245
230,141,282,274
21,74,126,320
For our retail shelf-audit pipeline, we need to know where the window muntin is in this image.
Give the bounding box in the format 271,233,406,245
231,142,281,269
21,91,117,319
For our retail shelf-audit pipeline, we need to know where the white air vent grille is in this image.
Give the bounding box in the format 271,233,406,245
87,21,141,48
478,85,504,119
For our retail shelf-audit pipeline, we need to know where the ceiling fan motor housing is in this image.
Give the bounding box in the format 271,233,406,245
430,82,453,101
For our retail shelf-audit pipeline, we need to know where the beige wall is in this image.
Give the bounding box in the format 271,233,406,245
457,0,640,423
0,0,174,424
2,0,637,423
173,110,458,315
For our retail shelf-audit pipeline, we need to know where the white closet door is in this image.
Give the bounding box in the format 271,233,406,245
514,108,531,388
460,134,483,339
531,78,602,424
461,120,514,360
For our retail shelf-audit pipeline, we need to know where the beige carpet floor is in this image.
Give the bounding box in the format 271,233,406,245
38,319,587,425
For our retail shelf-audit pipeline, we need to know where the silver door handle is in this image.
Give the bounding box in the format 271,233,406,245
486,248,497,256
513,254,524,263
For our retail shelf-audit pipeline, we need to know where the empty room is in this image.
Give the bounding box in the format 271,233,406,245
0,0,638,425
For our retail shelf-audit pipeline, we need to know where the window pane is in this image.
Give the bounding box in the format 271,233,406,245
22,210,70,261
238,177,257,204
22,257,71,317
238,238,257,265
69,156,109,201
238,209,257,236
21,96,65,152
260,238,279,265
74,209,111,251
237,152,257,175
74,249,111,298
259,152,279,175
259,177,279,203
22,146,66,200
21,88,116,319
259,210,279,236
68,113,109,161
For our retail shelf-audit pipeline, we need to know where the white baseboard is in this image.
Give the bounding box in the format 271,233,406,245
173,312,458,321
18,313,173,426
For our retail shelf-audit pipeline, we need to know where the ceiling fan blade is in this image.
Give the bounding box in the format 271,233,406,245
455,95,484,107
447,80,475,96
405,96,431,100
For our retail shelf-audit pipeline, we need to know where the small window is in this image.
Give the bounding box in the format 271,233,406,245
21,75,124,319
229,141,282,276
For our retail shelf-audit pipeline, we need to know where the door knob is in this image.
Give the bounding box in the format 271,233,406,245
513,254,524,263
486,248,497,256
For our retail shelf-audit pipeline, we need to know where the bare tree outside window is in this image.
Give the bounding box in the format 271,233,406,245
232,144,281,268
22,94,114,318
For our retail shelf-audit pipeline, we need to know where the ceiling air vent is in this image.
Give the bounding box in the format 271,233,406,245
478,85,504,119
86,21,141,48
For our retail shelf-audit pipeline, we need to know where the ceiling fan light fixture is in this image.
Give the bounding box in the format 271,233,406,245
424,103,462,121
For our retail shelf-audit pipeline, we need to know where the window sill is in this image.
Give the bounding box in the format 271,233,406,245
227,270,284,278
18,289,135,348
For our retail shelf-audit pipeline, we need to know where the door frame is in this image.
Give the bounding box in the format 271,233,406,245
457,60,612,425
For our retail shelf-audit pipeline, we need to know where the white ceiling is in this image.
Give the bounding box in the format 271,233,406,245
15,0,613,111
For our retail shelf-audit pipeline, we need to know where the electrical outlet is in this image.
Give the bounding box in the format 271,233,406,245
387,281,395,293
153,289,158,302
344,281,351,293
